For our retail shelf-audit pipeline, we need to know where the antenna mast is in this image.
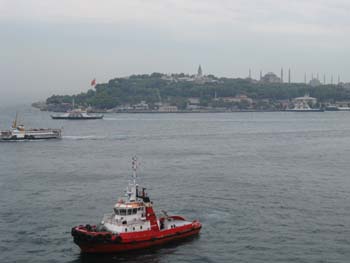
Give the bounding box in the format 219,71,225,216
12,112,18,128
132,156,138,185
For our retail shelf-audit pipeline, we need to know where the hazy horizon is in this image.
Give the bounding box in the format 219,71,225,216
1,0,350,105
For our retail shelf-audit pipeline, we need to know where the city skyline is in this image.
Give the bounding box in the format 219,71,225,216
1,0,350,105
246,67,343,85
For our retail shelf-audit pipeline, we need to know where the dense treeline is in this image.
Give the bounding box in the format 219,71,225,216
46,73,350,109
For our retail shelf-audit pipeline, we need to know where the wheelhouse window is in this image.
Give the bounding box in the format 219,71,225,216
115,208,140,216
120,209,126,216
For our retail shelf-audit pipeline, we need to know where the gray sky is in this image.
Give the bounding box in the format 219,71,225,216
1,0,350,105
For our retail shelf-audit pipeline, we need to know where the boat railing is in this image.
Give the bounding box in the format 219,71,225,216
27,128,61,132
101,213,148,227
0,131,12,138
102,213,115,224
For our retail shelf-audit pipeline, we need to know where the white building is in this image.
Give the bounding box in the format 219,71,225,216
133,101,149,110
215,95,253,104
158,105,178,112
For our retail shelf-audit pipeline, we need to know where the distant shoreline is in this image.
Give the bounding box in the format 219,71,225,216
32,106,331,114
107,109,280,114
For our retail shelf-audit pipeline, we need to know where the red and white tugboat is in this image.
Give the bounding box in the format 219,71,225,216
71,157,202,253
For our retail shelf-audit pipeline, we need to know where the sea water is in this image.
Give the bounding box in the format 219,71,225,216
1,105,350,263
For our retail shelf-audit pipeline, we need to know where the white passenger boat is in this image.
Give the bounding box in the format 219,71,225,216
51,109,103,120
0,114,62,141
285,102,323,112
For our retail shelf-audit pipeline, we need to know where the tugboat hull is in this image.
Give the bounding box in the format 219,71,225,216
72,221,202,253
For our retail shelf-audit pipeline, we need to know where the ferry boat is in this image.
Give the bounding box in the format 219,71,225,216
0,114,62,141
51,99,103,120
51,109,103,120
71,157,202,253
285,102,324,112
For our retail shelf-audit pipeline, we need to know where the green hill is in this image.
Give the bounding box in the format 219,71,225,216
46,73,350,110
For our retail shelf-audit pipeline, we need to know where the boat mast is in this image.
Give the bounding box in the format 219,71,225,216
127,156,138,202
12,112,18,128
132,156,138,185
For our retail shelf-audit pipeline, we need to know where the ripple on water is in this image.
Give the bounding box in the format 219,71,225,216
2,109,350,262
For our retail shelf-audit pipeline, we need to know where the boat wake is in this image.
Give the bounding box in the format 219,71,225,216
63,135,107,141
63,135,127,141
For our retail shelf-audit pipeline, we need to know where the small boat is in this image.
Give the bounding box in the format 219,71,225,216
325,105,350,111
51,109,103,120
0,113,62,141
71,157,202,253
325,105,339,111
337,107,350,111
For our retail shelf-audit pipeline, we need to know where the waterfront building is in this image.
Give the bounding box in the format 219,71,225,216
188,97,200,105
158,105,178,112
133,101,149,110
215,95,253,104
340,83,350,89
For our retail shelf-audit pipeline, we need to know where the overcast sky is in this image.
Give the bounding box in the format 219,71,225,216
1,0,350,105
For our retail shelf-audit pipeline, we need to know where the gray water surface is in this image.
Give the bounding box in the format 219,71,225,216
1,106,350,263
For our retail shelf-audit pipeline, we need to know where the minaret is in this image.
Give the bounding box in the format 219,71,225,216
197,65,203,77
249,68,252,79
304,73,307,84
288,68,291,84
281,67,284,83
338,75,340,84
260,70,262,81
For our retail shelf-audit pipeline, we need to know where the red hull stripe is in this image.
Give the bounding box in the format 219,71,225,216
78,227,201,253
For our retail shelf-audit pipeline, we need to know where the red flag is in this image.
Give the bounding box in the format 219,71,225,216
91,78,96,86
